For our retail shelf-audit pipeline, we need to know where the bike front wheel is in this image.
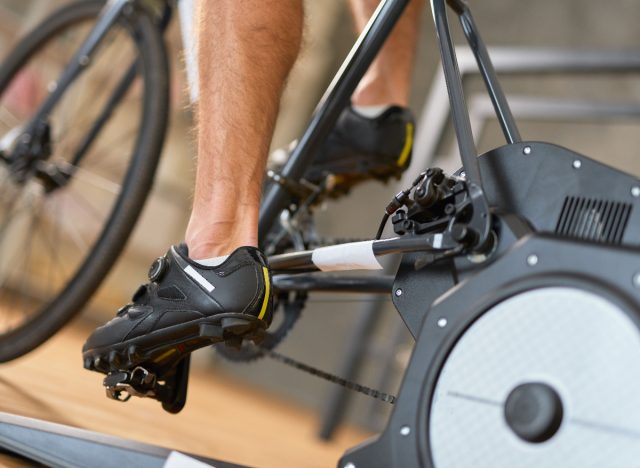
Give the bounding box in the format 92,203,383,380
0,0,169,361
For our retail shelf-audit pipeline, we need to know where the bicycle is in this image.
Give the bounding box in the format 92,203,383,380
0,0,174,361
0,0,639,466
105,1,640,465
0,0,408,363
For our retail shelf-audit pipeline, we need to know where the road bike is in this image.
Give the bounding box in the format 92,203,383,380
0,0,173,361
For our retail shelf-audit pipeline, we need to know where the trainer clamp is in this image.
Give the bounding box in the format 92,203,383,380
377,167,492,255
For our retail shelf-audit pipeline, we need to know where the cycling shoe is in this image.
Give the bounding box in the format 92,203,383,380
271,105,415,197
82,244,273,375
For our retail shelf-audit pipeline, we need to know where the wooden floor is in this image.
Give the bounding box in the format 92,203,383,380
0,321,371,467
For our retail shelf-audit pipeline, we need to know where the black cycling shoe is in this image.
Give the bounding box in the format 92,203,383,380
271,105,414,197
82,244,273,376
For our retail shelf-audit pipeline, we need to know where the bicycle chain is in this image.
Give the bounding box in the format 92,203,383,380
233,229,395,402
261,236,395,404
254,345,397,404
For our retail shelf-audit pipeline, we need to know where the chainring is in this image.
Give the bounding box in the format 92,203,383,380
214,291,307,362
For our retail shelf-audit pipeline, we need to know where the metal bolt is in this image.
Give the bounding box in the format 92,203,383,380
47,81,57,92
527,254,539,266
460,171,466,179
572,160,582,169
437,318,447,328
523,146,532,155
344,463,356,468
400,425,411,436
395,288,403,297
633,273,640,288
444,204,456,215
632,186,640,198
79,55,90,66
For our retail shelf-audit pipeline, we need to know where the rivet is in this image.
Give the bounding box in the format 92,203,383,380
523,146,532,155
344,463,356,468
460,171,466,179
633,273,640,288
437,318,447,328
79,55,90,66
395,288,403,297
631,186,640,198
47,81,57,92
572,160,582,169
400,425,411,436
527,254,539,266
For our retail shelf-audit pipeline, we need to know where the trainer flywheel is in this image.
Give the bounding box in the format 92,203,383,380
429,287,640,468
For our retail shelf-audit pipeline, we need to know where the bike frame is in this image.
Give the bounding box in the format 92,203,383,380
265,0,521,296
23,0,520,297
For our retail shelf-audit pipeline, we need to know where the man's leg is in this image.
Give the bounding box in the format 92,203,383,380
302,0,423,190
186,0,303,260
83,0,303,376
350,0,423,108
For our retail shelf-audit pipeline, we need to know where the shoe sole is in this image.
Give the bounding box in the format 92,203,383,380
307,160,407,199
83,313,266,374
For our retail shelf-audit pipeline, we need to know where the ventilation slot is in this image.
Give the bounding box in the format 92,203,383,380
555,197,632,244
157,286,186,300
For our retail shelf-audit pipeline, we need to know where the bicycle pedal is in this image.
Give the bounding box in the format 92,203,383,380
103,366,157,402
103,356,191,414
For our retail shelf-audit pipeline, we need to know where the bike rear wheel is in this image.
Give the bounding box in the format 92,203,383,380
0,0,169,361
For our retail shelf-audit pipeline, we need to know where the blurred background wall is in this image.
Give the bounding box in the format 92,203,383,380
1,0,639,435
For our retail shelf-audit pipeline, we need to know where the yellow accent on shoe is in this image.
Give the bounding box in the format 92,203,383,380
152,347,176,363
396,122,414,168
258,266,270,320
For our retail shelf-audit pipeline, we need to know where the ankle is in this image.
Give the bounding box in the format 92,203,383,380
185,235,258,259
185,206,260,260
352,77,409,109
185,224,257,260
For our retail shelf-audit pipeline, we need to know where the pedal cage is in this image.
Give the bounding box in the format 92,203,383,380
103,355,191,414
